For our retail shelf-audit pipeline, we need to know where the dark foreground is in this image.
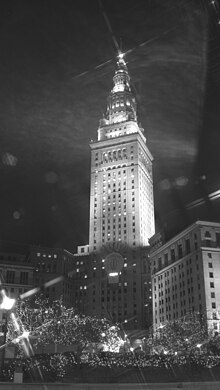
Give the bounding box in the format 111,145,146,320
0,382,220,389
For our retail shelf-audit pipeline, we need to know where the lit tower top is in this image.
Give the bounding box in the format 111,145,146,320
98,53,144,141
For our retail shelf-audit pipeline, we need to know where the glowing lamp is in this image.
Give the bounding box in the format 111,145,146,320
0,290,16,310
21,331,30,339
109,272,118,277
158,324,165,329
118,52,125,60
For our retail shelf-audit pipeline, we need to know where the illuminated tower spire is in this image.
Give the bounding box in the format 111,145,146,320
105,52,137,125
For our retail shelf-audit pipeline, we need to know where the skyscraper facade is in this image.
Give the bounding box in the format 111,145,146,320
89,54,155,253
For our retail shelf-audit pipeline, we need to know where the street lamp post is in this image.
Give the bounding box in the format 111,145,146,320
0,290,16,369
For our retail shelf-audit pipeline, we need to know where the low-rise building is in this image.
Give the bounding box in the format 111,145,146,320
73,245,152,332
30,246,75,307
0,252,34,300
0,244,76,308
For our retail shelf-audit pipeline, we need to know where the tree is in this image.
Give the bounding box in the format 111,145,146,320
5,295,122,358
147,313,208,355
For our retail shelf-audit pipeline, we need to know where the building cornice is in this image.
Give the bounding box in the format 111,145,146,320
90,132,153,161
150,220,220,256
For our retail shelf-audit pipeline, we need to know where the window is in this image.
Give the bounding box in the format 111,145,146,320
171,249,175,262
178,244,183,259
208,263,213,268
194,234,198,250
211,292,215,298
212,302,216,309
20,272,28,285
209,272,214,278
185,239,190,254
216,232,220,247
158,258,162,271
6,270,15,284
210,282,215,288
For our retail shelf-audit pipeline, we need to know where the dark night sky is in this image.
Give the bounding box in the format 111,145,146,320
0,0,220,252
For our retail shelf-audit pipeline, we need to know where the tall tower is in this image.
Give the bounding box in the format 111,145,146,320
89,54,155,252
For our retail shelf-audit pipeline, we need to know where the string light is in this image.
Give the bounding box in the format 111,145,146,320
2,351,220,381
6,295,123,356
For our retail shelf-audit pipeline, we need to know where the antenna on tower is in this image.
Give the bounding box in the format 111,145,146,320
119,37,123,56
98,0,120,55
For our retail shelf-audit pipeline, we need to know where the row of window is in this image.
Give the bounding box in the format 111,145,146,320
36,252,57,259
0,270,29,284
105,126,131,133
100,167,134,178
94,163,134,174
152,231,220,272
2,287,28,297
110,100,131,109
100,191,135,205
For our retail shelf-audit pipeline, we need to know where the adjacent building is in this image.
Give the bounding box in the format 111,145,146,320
0,244,76,308
0,250,34,301
149,221,220,332
73,246,152,331
29,246,76,308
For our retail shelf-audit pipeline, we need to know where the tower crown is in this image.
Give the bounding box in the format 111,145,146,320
112,54,130,93
101,53,137,126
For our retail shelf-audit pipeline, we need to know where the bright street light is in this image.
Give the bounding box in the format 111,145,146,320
0,289,16,369
0,290,16,311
